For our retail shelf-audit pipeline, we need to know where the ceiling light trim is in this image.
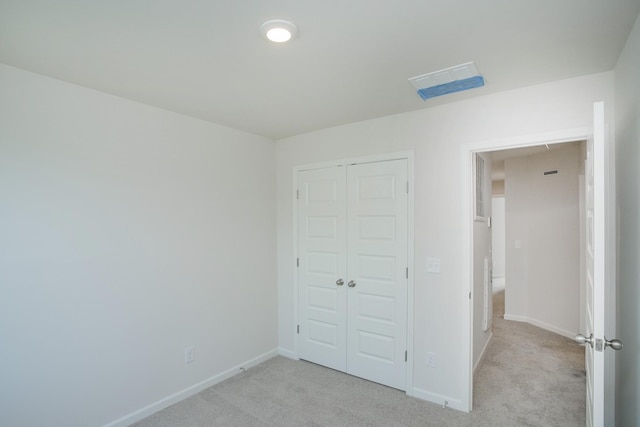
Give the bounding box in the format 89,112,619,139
260,19,298,43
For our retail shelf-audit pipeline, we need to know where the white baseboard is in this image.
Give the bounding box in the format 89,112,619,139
104,348,279,427
503,313,527,323
492,276,505,293
411,387,465,412
473,332,493,373
278,347,297,360
503,314,575,339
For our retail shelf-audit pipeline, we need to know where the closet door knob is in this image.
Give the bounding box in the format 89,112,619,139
347,280,356,288
336,279,344,286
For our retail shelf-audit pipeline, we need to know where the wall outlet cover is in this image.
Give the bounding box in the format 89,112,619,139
185,346,194,364
427,352,436,367
426,258,441,273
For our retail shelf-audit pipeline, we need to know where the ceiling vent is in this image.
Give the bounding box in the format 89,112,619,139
408,62,485,101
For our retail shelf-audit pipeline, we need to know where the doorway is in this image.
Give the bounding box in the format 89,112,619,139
460,127,593,411
483,141,585,340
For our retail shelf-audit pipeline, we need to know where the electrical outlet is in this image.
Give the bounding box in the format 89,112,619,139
426,258,441,274
427,352,436,367
185,346,194,364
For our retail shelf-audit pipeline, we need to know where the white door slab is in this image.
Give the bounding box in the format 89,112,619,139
346,159,408,390
297,166,347,372
580,101,617,427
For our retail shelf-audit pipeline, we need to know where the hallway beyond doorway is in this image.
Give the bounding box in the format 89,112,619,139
473,290,586,425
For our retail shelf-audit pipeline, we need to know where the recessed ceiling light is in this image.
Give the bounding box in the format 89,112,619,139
260,19,297,43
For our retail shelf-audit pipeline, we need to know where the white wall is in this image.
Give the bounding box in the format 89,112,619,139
491,196,506,288
503,144,581,337
614,14,640,427
0,64,278,426
472,153,492,367
277,72,613,409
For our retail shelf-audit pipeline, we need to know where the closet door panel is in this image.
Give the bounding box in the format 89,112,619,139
346,159,408,390
297,167,348,371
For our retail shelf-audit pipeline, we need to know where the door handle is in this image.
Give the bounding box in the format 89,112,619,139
575,334,623,351
605,337,623,351
347,280,356,288
575,333,594,348
336,279,344,286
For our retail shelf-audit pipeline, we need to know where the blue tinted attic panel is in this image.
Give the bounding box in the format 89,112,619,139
417,75,485,101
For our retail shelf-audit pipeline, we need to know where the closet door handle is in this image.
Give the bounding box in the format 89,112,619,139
347,280,356,288
336,279,344,286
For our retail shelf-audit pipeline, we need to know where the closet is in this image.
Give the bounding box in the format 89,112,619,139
296,158,408,390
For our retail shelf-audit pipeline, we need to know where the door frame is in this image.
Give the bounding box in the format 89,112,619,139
292,150,415,395
460,126,598,411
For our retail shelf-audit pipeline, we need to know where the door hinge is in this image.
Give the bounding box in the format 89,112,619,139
296,258,299,267
297,325,300,334
469,292,472,300
405,350,407,362
406,267,408,278
406,181,409,194
296,189,299,200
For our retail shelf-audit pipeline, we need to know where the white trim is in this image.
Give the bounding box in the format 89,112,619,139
460,126,592,413
294,150,413,172
461,127,591,153
103,348,278,427
473,332,493,373
461,148,474,412
291,165,299,359
292,150,415,394
411,387,465,412
405,153,415,395
503,314,577,339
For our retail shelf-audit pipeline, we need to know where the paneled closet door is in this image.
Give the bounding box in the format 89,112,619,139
346,159,408,390
297,166,348,372
297,159,408,391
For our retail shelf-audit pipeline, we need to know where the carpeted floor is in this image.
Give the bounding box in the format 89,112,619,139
133,291,585,426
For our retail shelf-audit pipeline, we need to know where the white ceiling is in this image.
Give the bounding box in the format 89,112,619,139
1,1,639,139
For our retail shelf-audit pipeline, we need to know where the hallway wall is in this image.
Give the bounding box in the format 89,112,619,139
503,143,582,337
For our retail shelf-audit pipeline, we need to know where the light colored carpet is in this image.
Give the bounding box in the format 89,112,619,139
133,291,585,426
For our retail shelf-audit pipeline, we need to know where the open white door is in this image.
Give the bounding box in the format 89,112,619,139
575,101,621,427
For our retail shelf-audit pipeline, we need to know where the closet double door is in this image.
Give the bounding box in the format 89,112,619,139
297,159,408,390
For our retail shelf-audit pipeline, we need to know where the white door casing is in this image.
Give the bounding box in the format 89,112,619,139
297,159,409,390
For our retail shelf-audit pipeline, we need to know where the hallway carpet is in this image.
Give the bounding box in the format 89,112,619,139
133,291,585,426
